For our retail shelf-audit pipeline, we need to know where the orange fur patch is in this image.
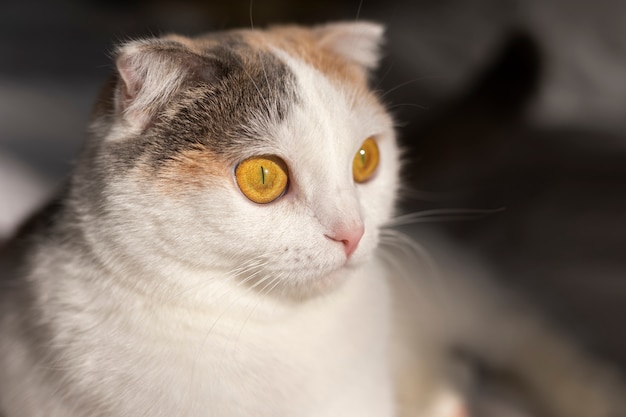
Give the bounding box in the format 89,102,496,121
245,27,369,87
155,145,230,193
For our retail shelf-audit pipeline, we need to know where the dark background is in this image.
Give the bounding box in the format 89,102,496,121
1,0,625,384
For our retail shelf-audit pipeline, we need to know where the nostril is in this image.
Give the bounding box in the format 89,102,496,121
325,225,365,258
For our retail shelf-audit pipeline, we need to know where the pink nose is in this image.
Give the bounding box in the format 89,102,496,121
326,225,365,258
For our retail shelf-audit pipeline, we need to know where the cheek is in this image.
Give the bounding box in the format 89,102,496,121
218,201,338,266
131,174,238,250
357,165,399,225
228,205,310,252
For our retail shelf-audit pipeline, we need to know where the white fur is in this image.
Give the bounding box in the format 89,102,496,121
0,38,402,417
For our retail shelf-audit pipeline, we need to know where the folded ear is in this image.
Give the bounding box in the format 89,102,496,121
313,22,385,71
114,38,222,132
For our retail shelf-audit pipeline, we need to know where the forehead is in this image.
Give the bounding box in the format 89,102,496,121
151,32,297,160
273,48,383,148
131,28,379,172
244,26,370,88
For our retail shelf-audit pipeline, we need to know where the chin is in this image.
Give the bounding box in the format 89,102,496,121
289,262,370,300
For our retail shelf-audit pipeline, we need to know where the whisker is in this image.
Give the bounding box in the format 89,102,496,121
249,0,255,29
167,254,268,302
378,234,438,317
384,207,505,227
262,274,283,296
374,61,394,90
379,229,436,275
355,0,364,21
378,229,456,321
249,273,275,290
379,75,444,99
231,263,263,279
237,269,267,288
387,102,429,111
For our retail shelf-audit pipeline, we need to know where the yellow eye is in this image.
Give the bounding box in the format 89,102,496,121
353,137,380,183
235,156,289,204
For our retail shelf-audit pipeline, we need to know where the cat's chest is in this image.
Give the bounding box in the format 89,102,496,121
82,261,394,417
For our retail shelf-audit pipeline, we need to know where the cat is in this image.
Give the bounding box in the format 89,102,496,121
0,22,624,417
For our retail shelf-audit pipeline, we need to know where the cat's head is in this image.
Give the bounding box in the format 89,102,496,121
78,22,400,300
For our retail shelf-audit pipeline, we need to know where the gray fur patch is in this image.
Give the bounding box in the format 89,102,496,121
104,35,298,171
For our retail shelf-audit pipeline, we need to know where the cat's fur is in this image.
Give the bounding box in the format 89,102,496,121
0,22,404,417
0,22,625,417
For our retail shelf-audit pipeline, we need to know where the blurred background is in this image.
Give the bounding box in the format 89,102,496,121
1,0,625,410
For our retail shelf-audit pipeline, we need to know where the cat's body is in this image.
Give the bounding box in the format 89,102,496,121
0,23,407,417
1,22,625,417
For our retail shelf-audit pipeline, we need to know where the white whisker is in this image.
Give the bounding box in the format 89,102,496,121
378,229,457,322
379,75,445,99
355,0,364,21
374,61,394,91
387,102,429,111
249,272,275,290
384,207,505,227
